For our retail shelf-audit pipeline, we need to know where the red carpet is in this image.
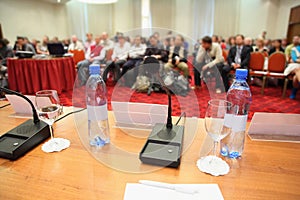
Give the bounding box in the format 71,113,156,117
59,57,300,120
60,83,300,121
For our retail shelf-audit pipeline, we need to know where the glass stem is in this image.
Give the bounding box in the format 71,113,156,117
213,141,219,157
49,125,54,139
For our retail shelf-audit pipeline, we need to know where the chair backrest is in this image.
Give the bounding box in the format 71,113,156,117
69,49,85,65
222,49,228,61
249,52,265,71
268,52,286,73
105,48,114,61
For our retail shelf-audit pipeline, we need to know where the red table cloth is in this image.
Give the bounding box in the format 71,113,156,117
7,57,76,94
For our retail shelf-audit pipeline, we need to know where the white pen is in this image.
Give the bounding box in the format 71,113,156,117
139,180,198,194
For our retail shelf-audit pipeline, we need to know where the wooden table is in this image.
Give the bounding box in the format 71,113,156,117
0,103,300,200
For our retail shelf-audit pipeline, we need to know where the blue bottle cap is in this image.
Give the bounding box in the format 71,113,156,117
236,69,248,79
89,64,101,75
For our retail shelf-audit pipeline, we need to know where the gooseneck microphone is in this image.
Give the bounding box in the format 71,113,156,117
0,87,50,160
0,87,40,124
139,57,185,168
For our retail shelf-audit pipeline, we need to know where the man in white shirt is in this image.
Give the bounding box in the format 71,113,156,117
103,35,130,82
100,32,114,51
121,35,146,78
68,35,84,51
196,36,225,93
84,33,95,57
77,35,106,86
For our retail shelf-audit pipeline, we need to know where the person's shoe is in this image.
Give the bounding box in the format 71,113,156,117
290,88,298,100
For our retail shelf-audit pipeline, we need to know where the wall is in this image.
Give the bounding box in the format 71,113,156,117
214,0,300,39
0,0,69,44
275,0,300,38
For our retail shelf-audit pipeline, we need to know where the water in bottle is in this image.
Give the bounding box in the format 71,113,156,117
220,69,252,158
86,64,110,147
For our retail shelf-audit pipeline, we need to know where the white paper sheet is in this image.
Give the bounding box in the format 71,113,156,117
123,183,224,200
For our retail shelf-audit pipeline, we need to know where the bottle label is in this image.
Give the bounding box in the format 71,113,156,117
87,104,108,121
231,115,247,132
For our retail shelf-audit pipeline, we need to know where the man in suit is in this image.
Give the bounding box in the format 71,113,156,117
225,34,251,91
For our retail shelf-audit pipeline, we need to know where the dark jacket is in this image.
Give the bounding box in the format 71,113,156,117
227,45,251,69
269,47,284,55
144,44,168,62
0,46,14,66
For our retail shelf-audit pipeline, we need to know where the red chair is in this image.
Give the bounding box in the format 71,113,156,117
263,52,288,98
69,49,85,66
249,52,267,94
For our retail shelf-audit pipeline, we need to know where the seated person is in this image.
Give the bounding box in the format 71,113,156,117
244,37,254,52
195,36,225,93
13,36,36,54
104,35,130,81
37,36,49,55
68,35,84,51
100,32,114,51
0,39,14,87
144,35,167,62
285,35,299,62
226,34,251,91
253,38,268,55
269,39,284,55
77,35,106,85
121,35,146,78
164,34,189,77
284,41,300,99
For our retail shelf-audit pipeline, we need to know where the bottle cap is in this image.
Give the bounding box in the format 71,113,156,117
89,64,101,75
235,69,248,79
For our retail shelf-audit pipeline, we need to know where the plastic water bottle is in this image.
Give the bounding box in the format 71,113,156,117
220,69,252,158
86,64,110,147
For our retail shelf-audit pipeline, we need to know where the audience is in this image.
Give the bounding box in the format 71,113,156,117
285,35,299,62
144,35,167,62
253,38,268,54
0,39,14,86
164,34,189,77
121,35,146,78
13,36,36,54
284,40,300,100
226,36,235,50
84,33,95,53
77,35,106,85
36,36,49,55
244,37,254,52
226,34,251,91
68,35,84,51
258,30,267,40
105,35,131,81
196,36,224,93
52,36,59,43
5,30,300,99
100,32,114,51
269,39,284,55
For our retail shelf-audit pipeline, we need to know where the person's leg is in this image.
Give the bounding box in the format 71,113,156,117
121,59,135,77
164,62,174,73
177,62,189,77
115,59,126,81
215,62,225,92
222,65,231,92
77,60,91,86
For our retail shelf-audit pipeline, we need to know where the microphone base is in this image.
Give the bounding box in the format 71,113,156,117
139,123,184,168
0,119,50,160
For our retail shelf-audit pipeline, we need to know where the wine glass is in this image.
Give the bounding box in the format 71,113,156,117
36,90,70,153
197,99,236,176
